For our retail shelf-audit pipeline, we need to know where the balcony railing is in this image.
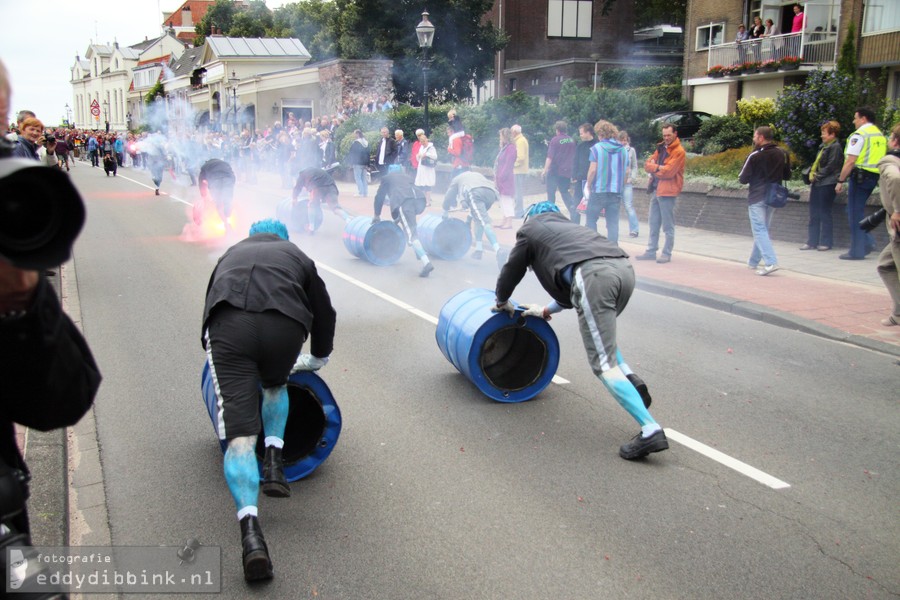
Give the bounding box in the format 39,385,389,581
707,31,837,71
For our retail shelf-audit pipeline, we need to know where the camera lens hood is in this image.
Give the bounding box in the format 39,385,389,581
0,158,86,270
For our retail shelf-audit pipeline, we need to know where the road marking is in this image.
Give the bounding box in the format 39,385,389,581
665,429,791,489
315,260,570,385
115,174,192,206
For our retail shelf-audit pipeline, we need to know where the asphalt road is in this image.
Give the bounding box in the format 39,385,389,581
67,164,899,599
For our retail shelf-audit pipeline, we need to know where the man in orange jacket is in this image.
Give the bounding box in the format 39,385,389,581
636,124,685,264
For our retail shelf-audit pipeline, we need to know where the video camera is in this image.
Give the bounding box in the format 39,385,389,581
0,145,86,270
859,208,887,233
44,134,55,145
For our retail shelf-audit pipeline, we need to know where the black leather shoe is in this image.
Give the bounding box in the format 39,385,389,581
419,263,434,278
240,515,274,581
262,447,290,498
626,373,652,408
838,253,863,260
619,429,669,460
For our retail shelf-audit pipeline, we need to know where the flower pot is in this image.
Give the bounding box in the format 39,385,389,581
779,64,800,71
708,72,724,78
760,66,778,73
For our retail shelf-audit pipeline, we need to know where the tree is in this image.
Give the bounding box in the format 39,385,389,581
194,0,240,45
634,0,688,28
332,0,508,103
228,1,276,38
272,0,339,61
836,20,858,76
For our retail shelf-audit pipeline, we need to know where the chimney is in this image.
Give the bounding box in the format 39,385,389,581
182,5,192,28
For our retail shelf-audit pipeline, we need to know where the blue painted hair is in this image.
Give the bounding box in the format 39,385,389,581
524,202,561,220
249,219,289,241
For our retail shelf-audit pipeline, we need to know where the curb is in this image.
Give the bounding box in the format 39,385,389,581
636,276,900,359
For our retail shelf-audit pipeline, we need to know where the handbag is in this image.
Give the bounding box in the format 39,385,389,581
801,166,811,186
421,156,436,167
764,182,788,208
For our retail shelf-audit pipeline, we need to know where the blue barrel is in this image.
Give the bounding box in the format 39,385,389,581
418,215,472,261
435,288,560,403
201,362,342,482
275,197,324,233
342,216,406,266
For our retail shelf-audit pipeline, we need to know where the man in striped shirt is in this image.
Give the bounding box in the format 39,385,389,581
585,120,627,241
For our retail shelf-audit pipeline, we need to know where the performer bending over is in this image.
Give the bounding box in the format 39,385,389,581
292,167,350,233
442,171,505,268
373,171,434,277
201,219,336,581
492,202,666,460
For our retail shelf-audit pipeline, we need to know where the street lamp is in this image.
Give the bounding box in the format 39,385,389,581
64,103,72,127
590,53,601,92
103,100,110,131
416,10,435,135
228,70,240,133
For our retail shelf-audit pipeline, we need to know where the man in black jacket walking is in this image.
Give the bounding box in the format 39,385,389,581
202,219,336,581
492,202,666,460
373,171,433,277
738,126,791,275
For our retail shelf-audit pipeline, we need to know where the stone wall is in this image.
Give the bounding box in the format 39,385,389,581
316,59,394,116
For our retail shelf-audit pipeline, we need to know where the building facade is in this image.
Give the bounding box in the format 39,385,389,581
683,0,900,115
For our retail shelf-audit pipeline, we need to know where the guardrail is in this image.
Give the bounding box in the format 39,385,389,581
707,31,836,70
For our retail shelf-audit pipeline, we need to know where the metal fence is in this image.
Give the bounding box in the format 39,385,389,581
707,31,836,70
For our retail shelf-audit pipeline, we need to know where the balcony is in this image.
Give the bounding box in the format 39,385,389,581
707,31,837,72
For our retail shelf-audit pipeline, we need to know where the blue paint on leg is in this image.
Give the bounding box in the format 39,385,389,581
224,437,259,512
601,366,655,427
261,385,288,442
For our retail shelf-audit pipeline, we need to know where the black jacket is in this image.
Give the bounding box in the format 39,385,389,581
376,136,397,166
202,234,336,358
374,172,423,216
293,167,338,199
573,137,596,180
346,139,369,166
496,212,628,308
1,277,101,535
739,142,791,204
811,141,843,187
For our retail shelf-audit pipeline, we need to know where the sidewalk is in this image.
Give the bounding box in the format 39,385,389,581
322,178,899,357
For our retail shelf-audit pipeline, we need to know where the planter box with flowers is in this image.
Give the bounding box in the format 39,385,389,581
759,59,780,72
779,56,802,71
707,65,725,78
742,61,760,74
722,65,743,77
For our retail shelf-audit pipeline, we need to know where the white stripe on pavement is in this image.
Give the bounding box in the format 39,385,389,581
315,261,570,385
666,429,791,489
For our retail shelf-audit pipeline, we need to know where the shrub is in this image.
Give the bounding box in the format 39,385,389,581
693,114,754,155
598,66,682,89
633,84,689,115
774,68,882,165
736,97,777,128
686,146,754,179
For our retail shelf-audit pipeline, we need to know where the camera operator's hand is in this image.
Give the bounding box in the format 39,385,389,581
0,259,38,315
892,211,900,233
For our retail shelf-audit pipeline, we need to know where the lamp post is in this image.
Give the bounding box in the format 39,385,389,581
64,103,72,128
228,70,240,133
416,10,435,135
590,53,601,92
103,100,110,132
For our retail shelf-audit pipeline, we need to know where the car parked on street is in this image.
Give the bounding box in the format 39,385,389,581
651,111,712,140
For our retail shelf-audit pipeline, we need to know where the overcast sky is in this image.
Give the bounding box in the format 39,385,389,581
0,0,289,127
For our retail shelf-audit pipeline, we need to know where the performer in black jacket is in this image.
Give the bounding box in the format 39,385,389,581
373,171,433,277
292,167,350,233
493,202,667,460
201,219,336,581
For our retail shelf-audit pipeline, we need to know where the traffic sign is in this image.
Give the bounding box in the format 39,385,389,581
91,106,101,117
90,99,99,108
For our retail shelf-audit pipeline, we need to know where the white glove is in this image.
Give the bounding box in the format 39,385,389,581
491,301,516,318
521,304,550,320
292,354,329,372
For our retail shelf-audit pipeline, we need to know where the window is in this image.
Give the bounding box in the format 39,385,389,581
555,75,564,83
862,0,900,34
531,77,540,86
696,22,725,50
509,77,517,91
548,1,592,38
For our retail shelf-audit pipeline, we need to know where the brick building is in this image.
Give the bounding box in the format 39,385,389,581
683,0,900,115
481,0,637,102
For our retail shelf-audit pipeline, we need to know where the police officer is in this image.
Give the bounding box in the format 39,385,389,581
373,171,433,277
492,202,665,460
202,219,336,581
836,107,887,260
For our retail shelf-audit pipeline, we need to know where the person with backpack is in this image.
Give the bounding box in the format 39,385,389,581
447,111,472,177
